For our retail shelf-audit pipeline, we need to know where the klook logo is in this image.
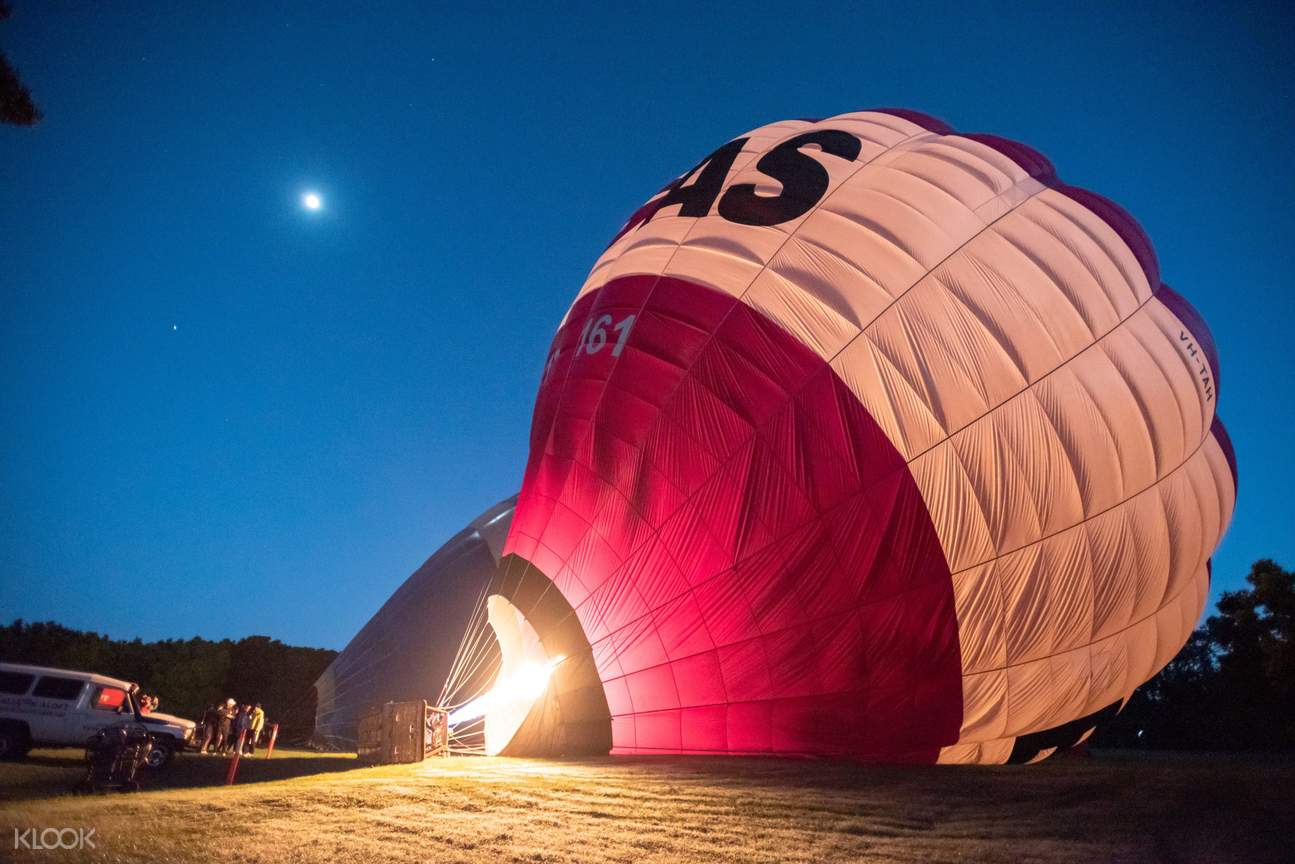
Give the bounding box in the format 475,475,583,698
13,827,97,850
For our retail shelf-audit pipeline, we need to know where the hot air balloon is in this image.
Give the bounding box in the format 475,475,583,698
313,496,515,751
484,109,1236,764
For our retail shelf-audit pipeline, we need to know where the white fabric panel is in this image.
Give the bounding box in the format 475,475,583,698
662,220,789,299
1025,747,1058,764
893,317,1221,644
937,737,1014,765
950,563,1004,675
952,443,1232,745
955,668,1009,742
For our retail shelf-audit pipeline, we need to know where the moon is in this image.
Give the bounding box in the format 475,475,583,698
301,191,323,212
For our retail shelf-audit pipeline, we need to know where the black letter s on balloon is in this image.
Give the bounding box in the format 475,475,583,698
718,130,861,226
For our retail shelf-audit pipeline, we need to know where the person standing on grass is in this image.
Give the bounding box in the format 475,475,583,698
248,703,266,754
232,704,252,754
217,698,236,754
199,704,220,754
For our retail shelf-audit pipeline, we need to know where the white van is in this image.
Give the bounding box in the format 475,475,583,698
0,662,195,767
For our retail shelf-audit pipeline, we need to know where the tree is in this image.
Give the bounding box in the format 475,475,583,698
1095,559,1295,751
1206,559,1295,746
1,1,40,126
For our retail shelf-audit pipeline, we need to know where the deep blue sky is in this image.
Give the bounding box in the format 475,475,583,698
2,3,1291,650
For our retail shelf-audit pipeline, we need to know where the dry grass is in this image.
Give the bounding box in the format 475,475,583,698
0,747,1288,863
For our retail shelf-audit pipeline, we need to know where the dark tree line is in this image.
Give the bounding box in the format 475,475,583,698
1,2,40,125
0,621,336,741
1094,559,1295,751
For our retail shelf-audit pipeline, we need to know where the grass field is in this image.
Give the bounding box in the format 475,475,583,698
0,747,1289,863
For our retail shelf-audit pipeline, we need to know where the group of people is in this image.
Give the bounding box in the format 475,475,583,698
198,698,266,756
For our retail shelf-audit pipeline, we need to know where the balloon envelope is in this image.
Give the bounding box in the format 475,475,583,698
498,109,1236,763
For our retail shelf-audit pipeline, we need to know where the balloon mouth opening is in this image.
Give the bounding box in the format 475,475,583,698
447,594,562,755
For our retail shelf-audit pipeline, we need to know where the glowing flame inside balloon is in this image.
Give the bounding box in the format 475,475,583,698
448,655,564,726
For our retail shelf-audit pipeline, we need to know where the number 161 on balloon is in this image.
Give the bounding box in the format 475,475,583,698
542,312,636,383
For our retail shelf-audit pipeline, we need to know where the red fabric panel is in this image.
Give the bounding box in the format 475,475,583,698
610,715,634,750
505,276,962,761
623,664,680,714
634,709,683,751
725,701,773,753
651,592,716,660
680,705,728,751
670,651,727,706
602,675,634,717
608,616,669,675
717,638,774,702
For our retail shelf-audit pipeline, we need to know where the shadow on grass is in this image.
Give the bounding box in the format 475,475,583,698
491,747,1295,818
0,748,366,801
152,751,366,790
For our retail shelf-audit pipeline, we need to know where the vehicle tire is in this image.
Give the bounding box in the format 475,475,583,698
143,740,174,769
0,721,31,761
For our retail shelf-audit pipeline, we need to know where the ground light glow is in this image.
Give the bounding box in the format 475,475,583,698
448,654,564,727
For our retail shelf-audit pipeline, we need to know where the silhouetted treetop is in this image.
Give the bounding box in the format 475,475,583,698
1,1,41,126
1095,559,1295,751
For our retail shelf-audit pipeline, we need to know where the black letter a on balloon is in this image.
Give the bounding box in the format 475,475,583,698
609,138,749,244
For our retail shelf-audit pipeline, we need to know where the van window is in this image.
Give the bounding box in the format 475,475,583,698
93,686,128,711
0,671,34,694
31,676,85,700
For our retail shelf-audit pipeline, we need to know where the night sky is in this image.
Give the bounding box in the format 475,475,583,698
2,2,1292,650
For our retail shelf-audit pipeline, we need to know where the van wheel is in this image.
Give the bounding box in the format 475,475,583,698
144,741,174,769
0,721,31,760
